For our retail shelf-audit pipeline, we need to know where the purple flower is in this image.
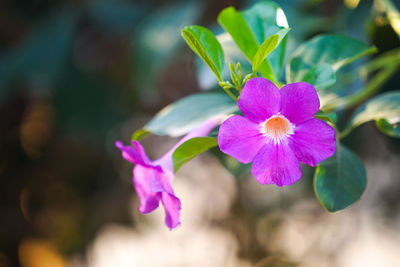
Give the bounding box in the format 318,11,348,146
218,78,336,186
116,117,221,230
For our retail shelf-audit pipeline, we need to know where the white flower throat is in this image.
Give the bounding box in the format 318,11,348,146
260,115,294,144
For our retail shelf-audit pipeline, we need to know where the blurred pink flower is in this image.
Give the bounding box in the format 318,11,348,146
116,118,221,229
218,78,336,186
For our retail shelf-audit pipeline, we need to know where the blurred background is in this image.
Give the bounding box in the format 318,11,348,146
1,0,400,266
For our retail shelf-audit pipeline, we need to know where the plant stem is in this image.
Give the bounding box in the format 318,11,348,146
323,63,399,113
339,126,353,139
218,81,238,101
330,123,342,144
362,49,400,73
223,87,238,101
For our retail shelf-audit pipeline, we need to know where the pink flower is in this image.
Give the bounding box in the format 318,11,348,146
116,118,221,230
218,78,336,186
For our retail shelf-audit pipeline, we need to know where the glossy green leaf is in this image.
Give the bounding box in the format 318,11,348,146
314,144,367,212
318,64,398,113
196,33,251,90
198,2,289,88
376,119,400,137
275,28,291,42
172,137,218,172
144,92,237,137
301,64,336,90
131,129,150,141
287,34,377,87
252,34,278,74
217,7,260,63
253,28,290,74
315,110,337,124
252,34,278,73
217,6,276,82
344,91,400,137
242,1,289,78
241,1,288,41
182,25,225,81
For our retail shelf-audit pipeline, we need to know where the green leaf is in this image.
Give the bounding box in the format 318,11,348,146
196,33,251,90
182,25,225,81
376,119,400,137
252,28,290,74
344,91,400,137
315,110,337,124
275,28,291,43
301,64,336,90
287,34,377,87
242,1,289,78
218,7,260,63
198,2,289,88
217,6,276,82
319,64,398,113
314,144,367,212
241,1,288,42
144,92,237,137
172,137,218,172
131,129,150,141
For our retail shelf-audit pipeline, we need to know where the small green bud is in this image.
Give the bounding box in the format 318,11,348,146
229,62,235,73
236,63,242,83
243,73,253,82
236,62,241,72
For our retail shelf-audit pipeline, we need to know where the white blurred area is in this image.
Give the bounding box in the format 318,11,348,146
80,135,400,267
86,153,250,267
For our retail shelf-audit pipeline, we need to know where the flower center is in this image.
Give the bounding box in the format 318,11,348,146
261,115,294,143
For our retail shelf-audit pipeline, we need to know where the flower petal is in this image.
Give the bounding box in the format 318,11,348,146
252,141,302,186
161,192,181,230
115,140,151,166
134,160,181,230
280,82,320,124
133,165,161,213
148,169,174,195
218,115,267,164
289,118,336,166
238,78,281,123
155,116,223,172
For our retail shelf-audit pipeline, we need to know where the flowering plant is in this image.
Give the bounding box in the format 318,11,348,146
116,117,222,229
117,1,400,229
